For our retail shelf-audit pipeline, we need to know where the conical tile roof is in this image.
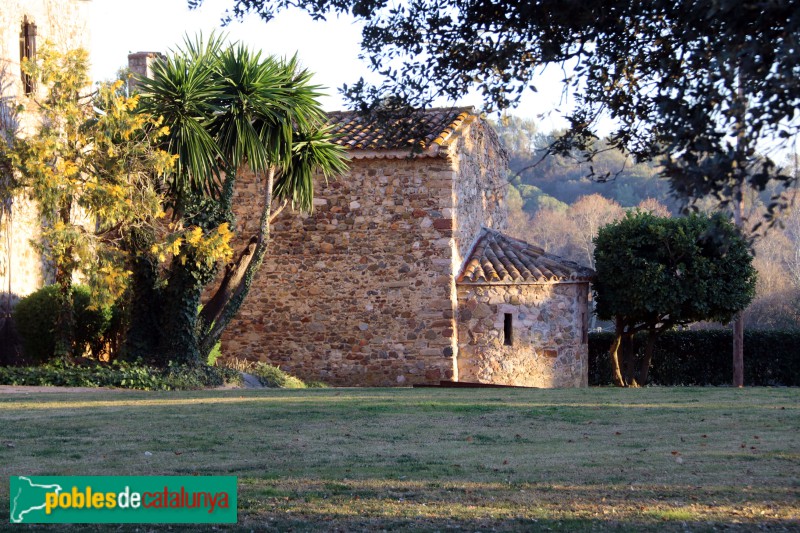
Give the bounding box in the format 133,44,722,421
458,228,595,284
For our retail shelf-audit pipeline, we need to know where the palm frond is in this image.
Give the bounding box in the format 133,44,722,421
274,123,349,212
135,33,227,203
135,34,348,214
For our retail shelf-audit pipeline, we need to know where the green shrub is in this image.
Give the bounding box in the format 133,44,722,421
12,285,60,363
0,360,241,390
164,362,241,389
216,358,321,388
12,285,114,362
589,330,800,386
207,341,222,366
250,363,307,388
73,287,115,358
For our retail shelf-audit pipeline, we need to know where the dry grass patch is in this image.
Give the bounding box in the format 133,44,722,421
0,387,797,531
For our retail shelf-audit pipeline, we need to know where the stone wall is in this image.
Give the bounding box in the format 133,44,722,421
0,0,91,308
0,0,91,134
456,282,590,388
0,196,51,311
223,157,457,385
220,116,509,385
0,0,90,86
446,118,509,266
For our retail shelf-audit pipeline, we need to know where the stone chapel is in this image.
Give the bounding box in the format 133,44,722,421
224,108,594,387
1,26,594,387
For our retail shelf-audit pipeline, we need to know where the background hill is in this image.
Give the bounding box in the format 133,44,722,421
493,115,800,330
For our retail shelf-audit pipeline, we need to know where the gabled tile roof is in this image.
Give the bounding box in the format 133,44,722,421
327,107,475,156
458,228,595,284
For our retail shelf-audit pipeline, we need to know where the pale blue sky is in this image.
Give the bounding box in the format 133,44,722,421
88,0,570,129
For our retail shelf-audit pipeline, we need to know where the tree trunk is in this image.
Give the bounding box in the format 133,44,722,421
733,312,744,387
609,334,625,387
122,229,163,362
732,186,745,387
160,257,204,365
198,167,276,359
636,330,657,386
621,333,637,386
53,202,74,358
609,317,626,387
53,274,74,358
199,236,258,329
731,67,746,387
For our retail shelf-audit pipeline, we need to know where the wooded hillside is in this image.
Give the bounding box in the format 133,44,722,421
495,115,800,330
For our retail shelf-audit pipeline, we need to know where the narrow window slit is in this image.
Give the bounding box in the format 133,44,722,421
503,313,513,346
20,16,37,95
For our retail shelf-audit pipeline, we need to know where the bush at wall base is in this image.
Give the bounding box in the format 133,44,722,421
0,359,242,390
11,285,115,363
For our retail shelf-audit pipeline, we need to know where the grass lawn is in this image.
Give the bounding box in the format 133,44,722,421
0,386,798,531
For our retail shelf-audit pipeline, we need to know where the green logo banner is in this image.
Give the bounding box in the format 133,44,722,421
9,476,237,524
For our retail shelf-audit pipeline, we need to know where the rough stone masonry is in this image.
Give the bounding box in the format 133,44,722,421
222,109,509,386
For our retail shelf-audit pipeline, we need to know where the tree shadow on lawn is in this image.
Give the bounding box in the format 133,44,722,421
2,478,795,532
230,477,799,532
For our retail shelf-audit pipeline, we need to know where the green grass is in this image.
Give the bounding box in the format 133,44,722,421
0,387,798,531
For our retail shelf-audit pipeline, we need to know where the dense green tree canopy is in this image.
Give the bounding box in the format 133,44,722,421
594,211,756,386
193,0,800,216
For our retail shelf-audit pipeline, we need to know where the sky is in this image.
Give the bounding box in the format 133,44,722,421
89,0,570,131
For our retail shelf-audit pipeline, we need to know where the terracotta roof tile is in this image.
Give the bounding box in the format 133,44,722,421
458,228,595,284
327,107,474,153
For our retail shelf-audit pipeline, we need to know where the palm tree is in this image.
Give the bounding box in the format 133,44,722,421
128,35,347,364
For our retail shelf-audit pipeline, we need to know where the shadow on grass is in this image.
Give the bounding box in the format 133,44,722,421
228,477,799,532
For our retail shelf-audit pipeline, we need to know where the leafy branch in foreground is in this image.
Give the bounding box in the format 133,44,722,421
196,0,799,223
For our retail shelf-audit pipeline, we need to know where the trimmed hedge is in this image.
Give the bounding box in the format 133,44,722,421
12,285,115,362
589,330,800,386
0,360,242,390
